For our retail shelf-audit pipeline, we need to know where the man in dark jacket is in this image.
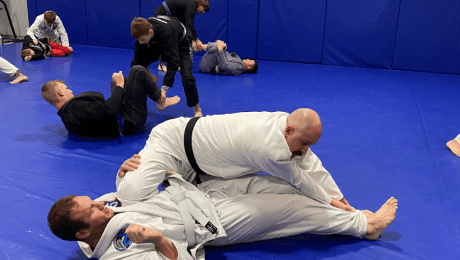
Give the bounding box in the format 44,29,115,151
41,66,180,137
155,0,210,71
130,16,202,117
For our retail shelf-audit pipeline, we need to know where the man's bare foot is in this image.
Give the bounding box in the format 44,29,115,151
158,63,167,72
9,73,28,84
447,139,460,157
364,197,398,240
157,95,180,111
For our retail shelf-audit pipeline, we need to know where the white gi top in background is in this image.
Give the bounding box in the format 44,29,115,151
27,14,69,46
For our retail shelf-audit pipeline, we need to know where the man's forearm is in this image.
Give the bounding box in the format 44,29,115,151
153,234,178,260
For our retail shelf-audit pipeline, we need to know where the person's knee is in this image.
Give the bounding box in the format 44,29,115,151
51,49,65,57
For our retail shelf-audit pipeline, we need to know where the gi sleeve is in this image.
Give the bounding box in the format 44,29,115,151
54,16,70,46
185,5,198,41
29,53,45,61
131,40,161,68
115,147,170,202
22,36,33,49
216,51,245,76
26,16,42,40
205,42,218,53
295,149,344,200
108,242,191,260
71,87,125,121
259,155,333,204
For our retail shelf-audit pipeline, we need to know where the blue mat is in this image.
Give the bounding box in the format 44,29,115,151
1,43,459,259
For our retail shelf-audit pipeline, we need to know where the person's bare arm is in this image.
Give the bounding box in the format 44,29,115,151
126,224,178,260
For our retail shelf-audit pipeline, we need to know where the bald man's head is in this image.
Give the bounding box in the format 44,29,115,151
284,108,322,159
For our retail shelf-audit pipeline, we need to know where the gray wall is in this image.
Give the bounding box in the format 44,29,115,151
0,0,29,37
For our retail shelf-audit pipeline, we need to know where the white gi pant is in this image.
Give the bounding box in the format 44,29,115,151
117,148,368,246
0,57,18,77
199,174,367,246
455,134,460,144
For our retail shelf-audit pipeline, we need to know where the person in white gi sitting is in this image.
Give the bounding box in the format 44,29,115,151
47,155,398,260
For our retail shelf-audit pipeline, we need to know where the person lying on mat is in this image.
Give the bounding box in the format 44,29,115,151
47,156,398,260
41,66,180,137
199,40,258,75
0,57,28,84
21,36,71,61
447,134,460,157
110,108,352,213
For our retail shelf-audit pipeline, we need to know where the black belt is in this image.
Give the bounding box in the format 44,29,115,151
184,117,205,183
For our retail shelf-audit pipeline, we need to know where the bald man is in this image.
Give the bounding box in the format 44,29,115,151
117,109,354,212
447,134,460,157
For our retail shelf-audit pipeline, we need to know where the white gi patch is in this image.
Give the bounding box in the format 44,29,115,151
103,198,121,207
113,229,132,251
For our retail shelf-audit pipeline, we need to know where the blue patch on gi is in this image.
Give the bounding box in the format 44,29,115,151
113,229,132,251
104,198,121,207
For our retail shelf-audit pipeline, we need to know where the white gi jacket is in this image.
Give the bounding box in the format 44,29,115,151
146,111,343,204
78,174,225,260
27,14,69,46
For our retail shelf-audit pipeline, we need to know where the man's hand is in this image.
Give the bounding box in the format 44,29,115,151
196,39,204,51
331,198,356,212
33,39,38,45
118,154,141,177
126,224,163,244
112,71,124,88
126,224,178,260
24,56,32,61
64,46,74,52
339,197,355,211
191,41,199,52
216,40,226,53
166,171,176,175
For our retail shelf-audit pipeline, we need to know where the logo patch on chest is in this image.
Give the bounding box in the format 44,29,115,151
104,198,121,207
113,229,132,251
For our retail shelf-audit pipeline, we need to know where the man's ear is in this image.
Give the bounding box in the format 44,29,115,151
56,88,64,97
76,229,90,240
284,125,294,138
